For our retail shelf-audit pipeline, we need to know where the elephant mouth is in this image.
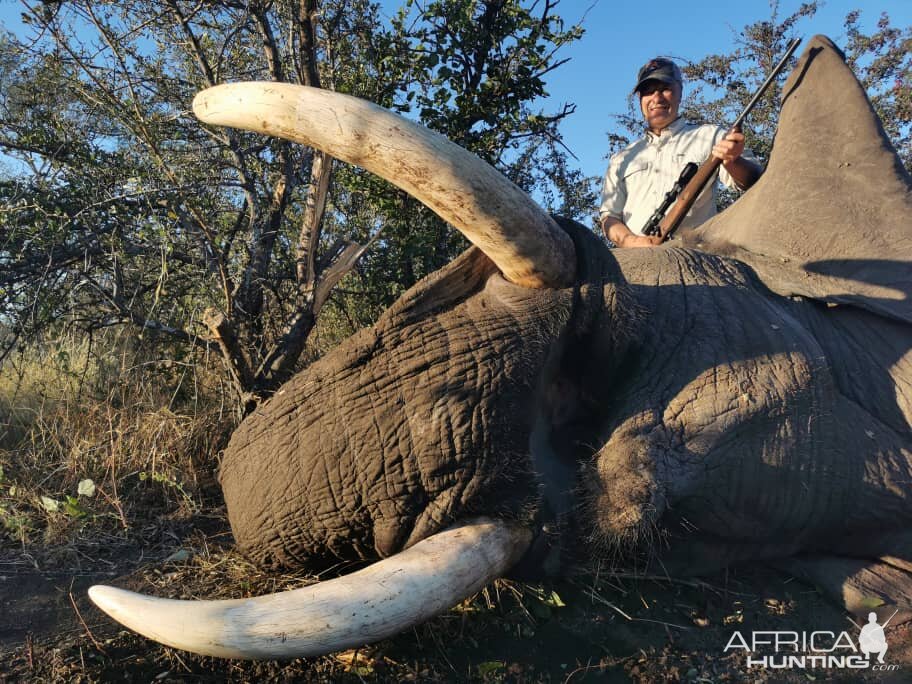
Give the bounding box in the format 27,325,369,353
593,496,667,552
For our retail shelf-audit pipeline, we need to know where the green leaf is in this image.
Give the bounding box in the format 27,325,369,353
477,661,504,676
63,496,88,518
543,589,566,607
858,596,886,610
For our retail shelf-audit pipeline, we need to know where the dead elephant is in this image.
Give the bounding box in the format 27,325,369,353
89,36,912,658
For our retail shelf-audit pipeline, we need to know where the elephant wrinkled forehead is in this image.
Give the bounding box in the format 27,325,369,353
267,246,576,428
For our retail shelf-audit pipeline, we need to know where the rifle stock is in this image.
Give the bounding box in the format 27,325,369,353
657,137,729,241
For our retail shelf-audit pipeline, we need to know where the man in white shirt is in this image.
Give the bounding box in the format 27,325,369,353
599,57,762,248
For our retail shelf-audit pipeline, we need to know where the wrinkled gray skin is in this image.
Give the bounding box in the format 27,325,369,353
221,36,912,620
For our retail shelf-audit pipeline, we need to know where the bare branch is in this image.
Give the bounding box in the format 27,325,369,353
166,0,218,87
251,4,285,82
296,0,322,87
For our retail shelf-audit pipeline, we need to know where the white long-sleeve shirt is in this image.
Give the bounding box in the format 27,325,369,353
599,118,758,235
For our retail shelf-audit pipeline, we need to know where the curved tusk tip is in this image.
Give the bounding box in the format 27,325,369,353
88,584,132,616
191,89,214,121
191,83,280,126
191,84,239,122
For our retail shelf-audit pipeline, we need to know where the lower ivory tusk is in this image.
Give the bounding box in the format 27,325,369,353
88,518,532,659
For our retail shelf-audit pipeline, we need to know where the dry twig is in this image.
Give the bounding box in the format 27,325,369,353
68,590,106,654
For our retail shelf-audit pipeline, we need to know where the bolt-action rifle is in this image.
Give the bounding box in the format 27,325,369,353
643,37,802,242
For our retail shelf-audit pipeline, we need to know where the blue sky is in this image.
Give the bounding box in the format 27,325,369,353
1,0,909,182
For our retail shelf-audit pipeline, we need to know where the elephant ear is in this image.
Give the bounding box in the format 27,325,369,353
685,34,912,323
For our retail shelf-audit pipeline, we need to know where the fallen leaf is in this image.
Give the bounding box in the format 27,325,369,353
40,496,61,513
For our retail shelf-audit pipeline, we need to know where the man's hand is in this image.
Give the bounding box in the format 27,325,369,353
602,216,663,248
713,130,762,190
712,131,746,163
617,233,663,248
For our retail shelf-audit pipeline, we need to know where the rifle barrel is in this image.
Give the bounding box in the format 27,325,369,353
732,37,802,130
880,608,901,629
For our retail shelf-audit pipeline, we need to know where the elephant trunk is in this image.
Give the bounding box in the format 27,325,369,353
88,518,531,659
191,83,576,289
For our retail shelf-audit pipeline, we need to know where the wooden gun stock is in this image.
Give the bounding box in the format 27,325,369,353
656,141,729,242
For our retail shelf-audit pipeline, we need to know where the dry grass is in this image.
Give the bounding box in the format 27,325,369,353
0,333,235,558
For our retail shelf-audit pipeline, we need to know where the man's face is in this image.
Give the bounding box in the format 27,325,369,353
639,79,681,133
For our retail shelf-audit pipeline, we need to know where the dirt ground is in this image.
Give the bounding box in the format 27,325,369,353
1,520,909,683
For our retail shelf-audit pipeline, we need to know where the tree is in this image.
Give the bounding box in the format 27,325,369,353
843,9,912,171
680,2,819,163
1,0,585,413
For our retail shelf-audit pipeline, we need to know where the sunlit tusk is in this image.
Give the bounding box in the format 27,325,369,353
192,82,575,289
89,518,531,659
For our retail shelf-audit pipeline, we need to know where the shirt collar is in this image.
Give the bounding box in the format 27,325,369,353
645,116,686,143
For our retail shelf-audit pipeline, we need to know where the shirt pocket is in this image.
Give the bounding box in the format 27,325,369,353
673,153,703,169
621,163,649,182
673,153,715,192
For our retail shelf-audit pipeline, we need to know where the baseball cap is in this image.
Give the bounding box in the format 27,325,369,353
633,57,683,94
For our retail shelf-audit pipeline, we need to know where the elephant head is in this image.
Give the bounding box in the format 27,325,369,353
88,67,612,660
89,36,912,658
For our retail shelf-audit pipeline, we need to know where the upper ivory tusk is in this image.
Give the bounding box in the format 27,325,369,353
192,82,576,289
88,518,532,659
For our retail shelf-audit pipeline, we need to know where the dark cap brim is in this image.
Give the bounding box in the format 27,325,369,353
633,74,680,94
